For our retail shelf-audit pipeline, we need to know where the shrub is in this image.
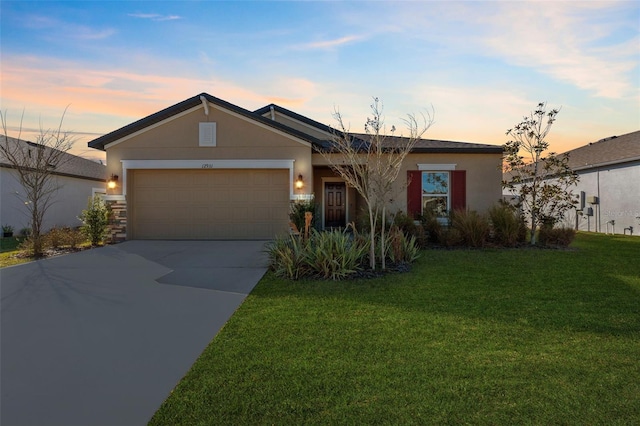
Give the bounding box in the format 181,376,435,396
305,229,369,280
19,227,32,238
44,227,67,249
267,229,371,281
392,211,427,248
538,226,576,247
266,235,309,280
289,199,318,234
387,226,420,264
418,209,444,245
489,203,526,247
65,227,85,249
79,195,110,246
450,209,490,248
17,237,36,256
440,227,463,248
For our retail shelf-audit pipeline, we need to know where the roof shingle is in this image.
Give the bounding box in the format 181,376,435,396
561,130,640,171
1,137,106,181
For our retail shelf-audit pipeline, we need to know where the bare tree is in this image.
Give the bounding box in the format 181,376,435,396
502,102,579,245
1,109,76,257
321,98,433,270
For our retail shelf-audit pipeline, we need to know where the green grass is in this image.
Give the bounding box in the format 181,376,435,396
153,232,640,425
0,250,31,268
0,237,30,267
0,236,22,252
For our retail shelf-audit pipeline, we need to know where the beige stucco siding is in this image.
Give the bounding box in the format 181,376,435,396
105,106,313,195
312,152,503,214
400,153,503,213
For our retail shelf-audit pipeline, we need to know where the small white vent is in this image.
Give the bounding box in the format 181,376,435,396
199,122,217,147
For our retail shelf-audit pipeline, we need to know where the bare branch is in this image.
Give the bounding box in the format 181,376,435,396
1,109,77,256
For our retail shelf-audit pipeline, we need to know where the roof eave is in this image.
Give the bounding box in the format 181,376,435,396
410,147,504,154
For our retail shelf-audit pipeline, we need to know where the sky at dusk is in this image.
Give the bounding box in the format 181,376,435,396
1,0,638,162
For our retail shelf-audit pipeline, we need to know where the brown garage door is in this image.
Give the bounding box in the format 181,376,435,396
130,169,290,239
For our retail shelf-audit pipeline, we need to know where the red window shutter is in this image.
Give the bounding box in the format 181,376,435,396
451,170,466,211
407,171,422,218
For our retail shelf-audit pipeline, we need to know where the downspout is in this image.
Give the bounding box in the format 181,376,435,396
597,169,601,233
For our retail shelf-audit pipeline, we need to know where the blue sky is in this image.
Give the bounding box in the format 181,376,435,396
1,1,638,161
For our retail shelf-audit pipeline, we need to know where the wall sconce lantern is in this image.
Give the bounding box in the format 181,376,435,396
295,174,304,189
107,174,119,189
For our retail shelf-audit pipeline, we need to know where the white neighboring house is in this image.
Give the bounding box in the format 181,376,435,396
1,137,107,234
564,130,640,236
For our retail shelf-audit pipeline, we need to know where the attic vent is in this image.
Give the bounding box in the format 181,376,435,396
199,122,217,147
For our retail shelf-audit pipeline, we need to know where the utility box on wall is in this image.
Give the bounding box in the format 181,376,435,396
583,207,593,216
587,195,599,204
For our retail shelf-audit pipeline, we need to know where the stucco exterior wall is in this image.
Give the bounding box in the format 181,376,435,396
105,106,313,196
0,167,105,232
565,161,640,235
312,151,503,216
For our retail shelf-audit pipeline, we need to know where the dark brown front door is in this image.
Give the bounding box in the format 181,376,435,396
325,182,346,228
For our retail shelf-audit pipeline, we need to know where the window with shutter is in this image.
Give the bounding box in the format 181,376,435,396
407,169,466,218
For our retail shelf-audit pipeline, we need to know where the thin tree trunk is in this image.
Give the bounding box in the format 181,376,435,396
381,204,386,270
368,204,376,270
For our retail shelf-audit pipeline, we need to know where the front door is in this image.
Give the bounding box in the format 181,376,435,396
324,182,346,228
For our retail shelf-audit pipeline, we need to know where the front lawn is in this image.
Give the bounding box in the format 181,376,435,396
150,233,640,425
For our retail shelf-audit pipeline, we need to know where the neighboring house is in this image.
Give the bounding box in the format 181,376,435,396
561,130,640,235
1,137,107,233
87,93,503,241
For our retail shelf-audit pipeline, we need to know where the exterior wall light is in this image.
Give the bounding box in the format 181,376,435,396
107,174,119,189
295,174,304,189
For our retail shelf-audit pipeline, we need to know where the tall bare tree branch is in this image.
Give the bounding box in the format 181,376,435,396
1,107,76,257
320,98,433,269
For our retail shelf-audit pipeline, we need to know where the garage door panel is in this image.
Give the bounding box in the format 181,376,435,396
137,189,169,204
131,169,289,239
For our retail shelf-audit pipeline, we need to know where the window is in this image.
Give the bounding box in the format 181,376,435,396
422,172,449,217
407,169,465,219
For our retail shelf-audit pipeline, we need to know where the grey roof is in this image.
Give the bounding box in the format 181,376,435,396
88,93,503,155
1,137,106,181
562,130,640,171
256,104,502,154
351,133,503,154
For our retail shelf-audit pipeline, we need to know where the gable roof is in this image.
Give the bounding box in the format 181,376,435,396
562,130,640,171
87,93,325,151
87,93,503,155
1,137,106,181
254,103,335,135
256,103,503,154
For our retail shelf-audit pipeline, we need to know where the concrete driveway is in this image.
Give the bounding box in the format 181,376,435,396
0,240,269,426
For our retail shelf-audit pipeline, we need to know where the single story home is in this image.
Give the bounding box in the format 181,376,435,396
87,93,503,241
561,130,640,235
1,137,107,233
